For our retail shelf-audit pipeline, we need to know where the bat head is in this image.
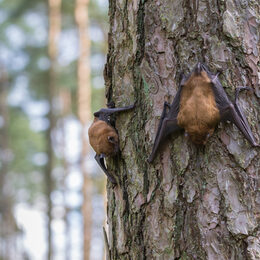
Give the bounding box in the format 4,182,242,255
189,133,209,145
186,128,215,145
107,133,119,154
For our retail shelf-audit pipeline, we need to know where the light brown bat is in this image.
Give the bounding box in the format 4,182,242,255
148,62,258,162
88,105,134,183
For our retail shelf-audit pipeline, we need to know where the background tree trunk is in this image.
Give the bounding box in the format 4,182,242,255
59,89,72,260
47,0,62,259
105,0,259,259
75,0,92,259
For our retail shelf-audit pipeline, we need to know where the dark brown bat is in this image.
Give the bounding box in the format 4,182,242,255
148,62,259,162
88,104,134,183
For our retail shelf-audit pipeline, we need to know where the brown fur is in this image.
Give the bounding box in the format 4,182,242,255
88,117,119,156
177,71,220,144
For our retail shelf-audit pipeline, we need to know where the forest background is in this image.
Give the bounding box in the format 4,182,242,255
0,0,108,259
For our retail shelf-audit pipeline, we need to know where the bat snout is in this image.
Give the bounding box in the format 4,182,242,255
107,135,119,155
188,131,212,145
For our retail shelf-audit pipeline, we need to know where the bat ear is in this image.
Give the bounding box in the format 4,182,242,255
108,136,116,144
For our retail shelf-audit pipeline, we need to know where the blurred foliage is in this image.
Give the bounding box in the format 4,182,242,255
7,107,46,201
0,11,107,260
0,0,108,257
0,0,107,202
8,107,45,172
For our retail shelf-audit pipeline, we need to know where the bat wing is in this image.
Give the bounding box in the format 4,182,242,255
95,154,117,184
148,84,183,163
204,66,258,147
94,104,135,122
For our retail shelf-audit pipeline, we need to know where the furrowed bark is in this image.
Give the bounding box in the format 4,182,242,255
105,1,259,259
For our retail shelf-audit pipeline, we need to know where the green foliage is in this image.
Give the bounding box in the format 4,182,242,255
0,0,108,207
7,107,46,201
8,108,45,172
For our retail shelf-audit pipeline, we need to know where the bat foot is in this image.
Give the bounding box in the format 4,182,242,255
236,86,252,91
95,154,117,184
194,62,203,74
106,101,115,108
164,101,171,109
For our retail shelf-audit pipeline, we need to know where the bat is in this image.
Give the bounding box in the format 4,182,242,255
148,62,259,163
88,104,135,183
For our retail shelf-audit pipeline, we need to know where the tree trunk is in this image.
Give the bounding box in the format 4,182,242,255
59,89,72,260
104,1,259,259
75,0,92,259
47,0,62,259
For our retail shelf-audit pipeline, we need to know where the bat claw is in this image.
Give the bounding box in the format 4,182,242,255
164,101,171,109
106,101,115,108
194,62,203,74
236,86,252,92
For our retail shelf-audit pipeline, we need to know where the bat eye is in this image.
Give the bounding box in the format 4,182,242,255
108,136,115,143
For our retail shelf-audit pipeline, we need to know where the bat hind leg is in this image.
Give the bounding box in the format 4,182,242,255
95,154,117,184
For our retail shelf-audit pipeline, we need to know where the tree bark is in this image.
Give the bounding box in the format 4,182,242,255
104,0,260,259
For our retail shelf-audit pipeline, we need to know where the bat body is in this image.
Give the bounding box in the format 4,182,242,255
148,63,258,162
88,104,134,183
177,69,220,145
89,118,119,156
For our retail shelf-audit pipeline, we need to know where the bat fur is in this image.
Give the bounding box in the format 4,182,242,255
148,62,258,162
88,104,134,183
